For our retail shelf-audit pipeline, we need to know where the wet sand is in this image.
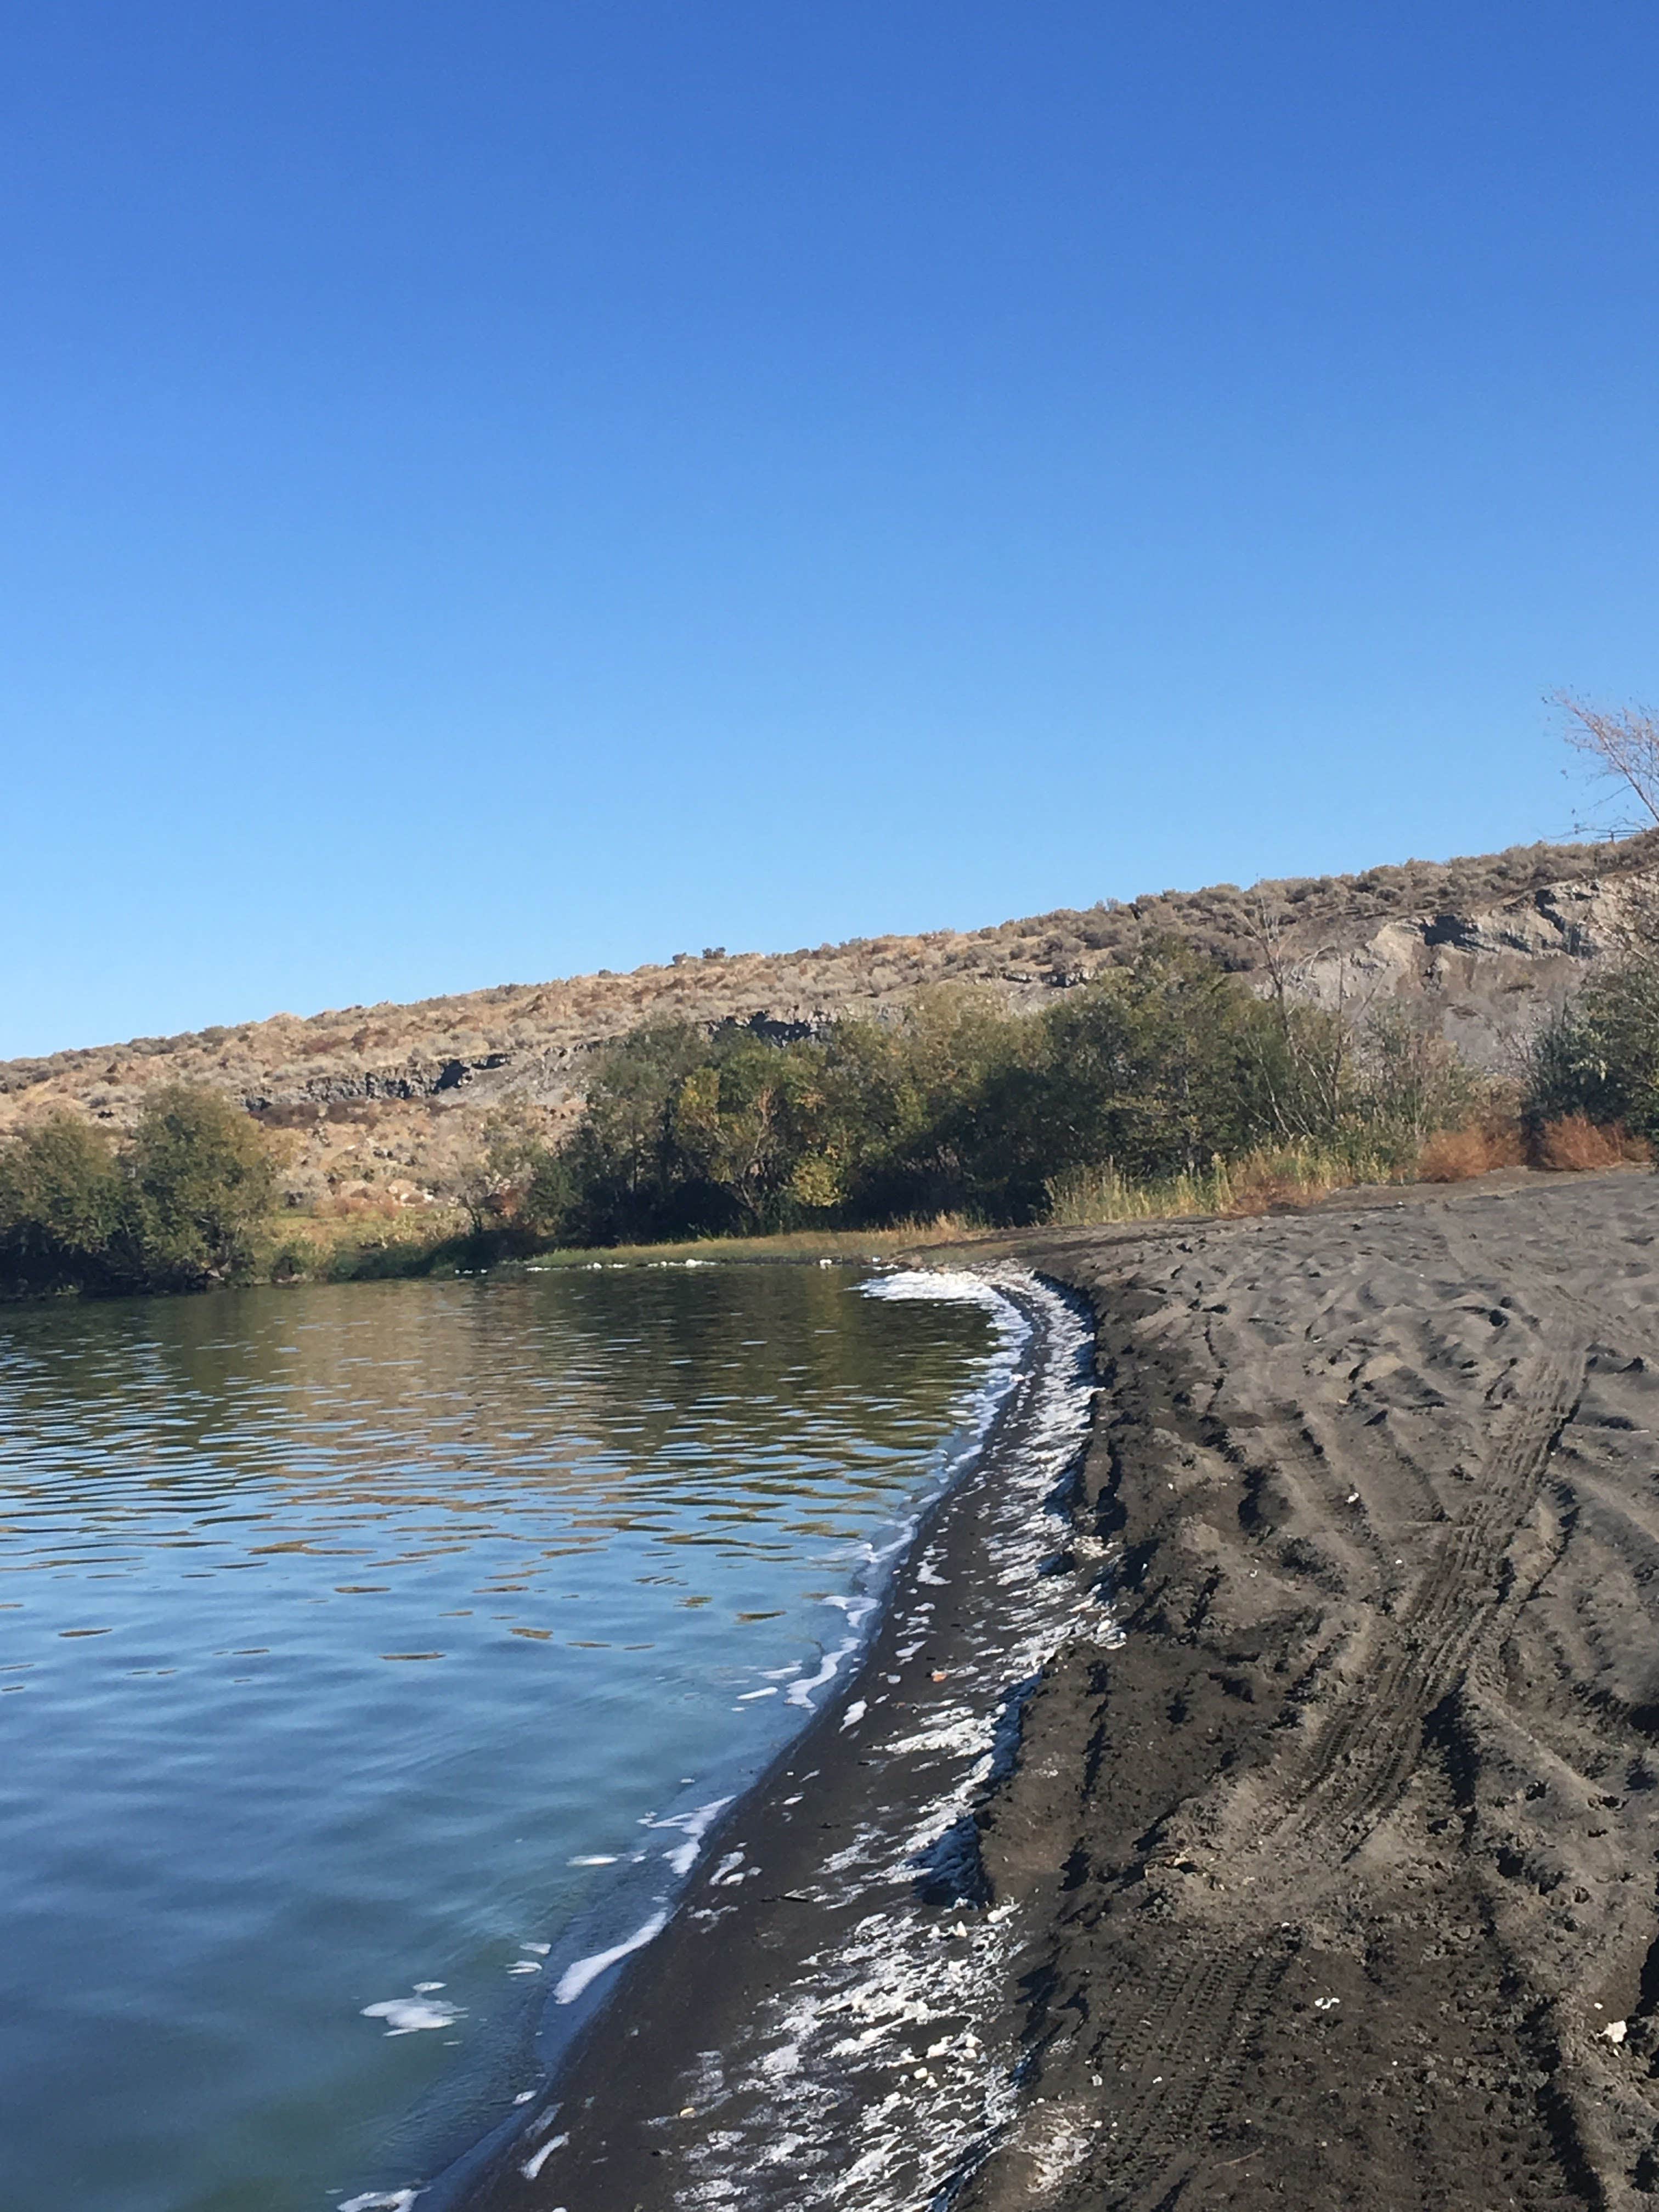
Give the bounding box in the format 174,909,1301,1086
447,1270,1101,2212
459,1168,1659,2210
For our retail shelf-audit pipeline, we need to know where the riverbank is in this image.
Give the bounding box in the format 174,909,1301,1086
438,1268,1101,2212
964,1163,1659,2210
280,1212,948,1286
446,1163,1659,2212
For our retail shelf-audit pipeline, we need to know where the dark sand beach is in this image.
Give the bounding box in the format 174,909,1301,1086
458,1169,1659,2210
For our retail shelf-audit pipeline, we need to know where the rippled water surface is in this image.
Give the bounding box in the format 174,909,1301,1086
0,1265,1000,2212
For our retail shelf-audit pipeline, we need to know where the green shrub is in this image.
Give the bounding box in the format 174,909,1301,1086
0,1114,125,1293
526,943,1489,1246
1524,956,1659,1144
114,1086,277,1290
0,1087,278,1298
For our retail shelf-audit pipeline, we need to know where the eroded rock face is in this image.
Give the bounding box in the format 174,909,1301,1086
1281,867,1659,1068
3,836,1654,1201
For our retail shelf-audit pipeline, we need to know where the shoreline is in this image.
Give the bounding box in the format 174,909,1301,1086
957,1168,1659,2210
417,1163,1659,2211
432,1269,1100,2212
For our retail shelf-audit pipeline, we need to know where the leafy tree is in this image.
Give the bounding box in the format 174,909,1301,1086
979,945,1284,1208
1525,957,1659,1142
817,990,1029,1221
0,1087,280,1296
555,1022,718,1242
448,1104,555,1236
0,1113,123,1292
114,1086,278,1290
667,1041,799,1231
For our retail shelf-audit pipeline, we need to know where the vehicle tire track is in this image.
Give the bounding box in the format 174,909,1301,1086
1254,1340,1584,1864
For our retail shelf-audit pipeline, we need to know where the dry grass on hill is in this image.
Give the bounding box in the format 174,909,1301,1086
3,831,1652,1214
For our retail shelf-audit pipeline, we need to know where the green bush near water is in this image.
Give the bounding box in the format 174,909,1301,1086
0,941,1497,1298
0,1086,276,1296
520,944,1482,1245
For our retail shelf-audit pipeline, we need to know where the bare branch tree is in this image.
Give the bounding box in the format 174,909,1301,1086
1555,691,1659,830
1239,891,1385,1138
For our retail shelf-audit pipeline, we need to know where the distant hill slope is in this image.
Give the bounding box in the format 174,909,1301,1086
5,831,1655,1211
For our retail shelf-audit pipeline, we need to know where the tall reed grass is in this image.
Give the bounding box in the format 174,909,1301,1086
1044,1137,1416,1228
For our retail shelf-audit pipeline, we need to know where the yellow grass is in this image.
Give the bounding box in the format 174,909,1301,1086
1044,1142,1414,1228
264,1209,978,1282
274,1203,468,1260
514,1221,974,1269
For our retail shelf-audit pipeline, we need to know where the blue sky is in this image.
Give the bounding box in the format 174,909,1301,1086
5,2,1658,1056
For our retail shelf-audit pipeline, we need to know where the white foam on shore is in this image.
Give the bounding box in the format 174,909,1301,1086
859,1268,1019,1310
360,1993,462,2036
646,1793,733,1876
786,1635,860,1708
553,1909,669,2004
670,1266,1104,2212
520,2130,568,2179
777,1272,1032,1722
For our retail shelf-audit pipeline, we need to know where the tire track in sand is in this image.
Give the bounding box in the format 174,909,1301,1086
1259,1339,1585,1864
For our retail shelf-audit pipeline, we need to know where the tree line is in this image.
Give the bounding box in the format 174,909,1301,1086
7,927,1659,1298
486,943,1482,1244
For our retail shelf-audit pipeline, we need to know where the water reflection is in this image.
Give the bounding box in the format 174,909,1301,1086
0,1266,993,2212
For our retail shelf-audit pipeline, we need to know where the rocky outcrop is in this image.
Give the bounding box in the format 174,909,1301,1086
4,834,1655,1205
1281,866,1657,1067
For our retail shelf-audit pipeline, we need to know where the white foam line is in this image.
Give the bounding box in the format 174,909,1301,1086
667,1265,1103,2212
647,1793,735,1875
554,1910,669,2004
787,1636,859,1709
520,2130,569,2179
771,1276,1038,1733
823,1592,879,1627
360,1994,462,2036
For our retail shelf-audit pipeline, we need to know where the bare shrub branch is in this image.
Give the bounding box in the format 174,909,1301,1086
1556,691,1659,829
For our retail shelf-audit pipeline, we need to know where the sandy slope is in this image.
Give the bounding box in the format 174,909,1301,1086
975,1169,1659,2210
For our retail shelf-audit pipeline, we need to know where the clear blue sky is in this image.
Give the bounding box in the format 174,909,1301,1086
6,2,1657,1056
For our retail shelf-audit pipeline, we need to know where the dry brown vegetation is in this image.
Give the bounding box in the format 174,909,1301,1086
1533,1114,1649,1171
1415,1120,1529,1181
1418,1114,1649,1180
4,830,1656,1214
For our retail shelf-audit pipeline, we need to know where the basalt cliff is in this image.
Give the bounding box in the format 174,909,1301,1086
5,832,1654,1210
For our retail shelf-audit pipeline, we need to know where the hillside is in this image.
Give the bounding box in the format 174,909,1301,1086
5,831,1655,1214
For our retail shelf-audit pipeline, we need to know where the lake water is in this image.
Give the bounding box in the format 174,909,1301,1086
0,1263,1008,2212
